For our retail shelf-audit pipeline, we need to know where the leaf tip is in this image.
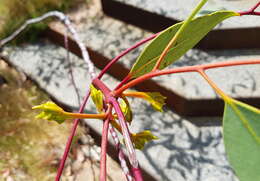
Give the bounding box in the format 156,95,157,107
132,130,159,150
32,101,67,124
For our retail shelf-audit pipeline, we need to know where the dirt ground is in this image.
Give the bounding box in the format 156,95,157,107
0,58,124,180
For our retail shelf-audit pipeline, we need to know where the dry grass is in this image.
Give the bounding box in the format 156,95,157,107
0,59,76,180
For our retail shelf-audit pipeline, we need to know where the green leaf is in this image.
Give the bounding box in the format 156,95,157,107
132,130,158,150
32,101,71,124
197,10,217,16
143,92,166,112
120,99,133,124
130,11,239,78
223,100,260,181
90,84,103,113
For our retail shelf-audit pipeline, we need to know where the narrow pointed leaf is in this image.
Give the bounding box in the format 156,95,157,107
132,130,159,150
120,99,133,124
113,98,133,123
90,84,103,113
130,11,238,78
32,101,71,124
145,92,166,112
223,100,260,181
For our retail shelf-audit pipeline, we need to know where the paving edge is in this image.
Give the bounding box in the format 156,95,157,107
101,0,260,50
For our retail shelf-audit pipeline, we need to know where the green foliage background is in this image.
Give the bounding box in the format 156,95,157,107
0,0,79,42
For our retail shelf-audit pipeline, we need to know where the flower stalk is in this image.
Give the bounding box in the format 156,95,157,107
100,105,112,181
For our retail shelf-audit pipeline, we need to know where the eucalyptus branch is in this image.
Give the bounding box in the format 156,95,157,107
7,1,260,180
197,69,230,101
92,78,143,181
100,117,110,181
238,1,260,16
114,59,260,96
56,14,158,180
100,105,112,181
109,98,144,181
110,99,139,168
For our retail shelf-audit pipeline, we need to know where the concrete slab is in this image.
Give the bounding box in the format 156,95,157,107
115,0,260,29
101,0,260,49
2,41,91,108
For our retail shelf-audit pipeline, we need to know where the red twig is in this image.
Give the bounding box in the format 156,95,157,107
115,74,132,90
99,118,109,181
100,106,112,181
92,78,143,181
114,59,260,96
132,168,144,181
238,1,260,16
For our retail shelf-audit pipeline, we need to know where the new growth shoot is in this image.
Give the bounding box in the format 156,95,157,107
3,0,259,180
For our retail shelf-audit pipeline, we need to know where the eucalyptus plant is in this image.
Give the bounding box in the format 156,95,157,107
1,0,260,181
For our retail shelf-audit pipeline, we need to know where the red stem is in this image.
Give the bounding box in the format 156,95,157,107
114,59,260,96
100,117,110,181
92,78,143,181
100,106,112,181
110,98,143,181
238,1,260,16
132,167,144,181
98,33,158,79
110,99,138,166
115,74,132,90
